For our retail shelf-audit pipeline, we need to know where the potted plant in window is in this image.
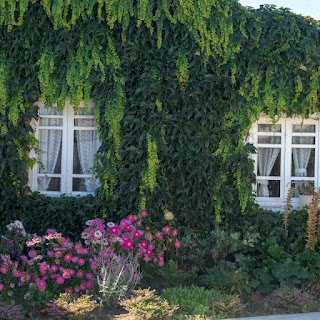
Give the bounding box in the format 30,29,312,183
297,181,315,208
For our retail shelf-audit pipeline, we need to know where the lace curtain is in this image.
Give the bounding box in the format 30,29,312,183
292,137,313,177
257,136,281,197
38,119,62,191
75,119,97,192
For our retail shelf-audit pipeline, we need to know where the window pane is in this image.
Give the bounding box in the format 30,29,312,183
291,148,315,177
257,148,281,176
37,177,61,192
73,130,97,174
258,136,281,144
292,124,315,133
258,124,281,133
256,180,280,197
39,118,63,126
74,119,96,127
38,129,62,174
292,180,314,197
73,178,96,192
292,136,315,144
74,105,94,115
39,105,63,115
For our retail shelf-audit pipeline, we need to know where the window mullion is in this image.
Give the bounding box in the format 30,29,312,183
61,104,69,194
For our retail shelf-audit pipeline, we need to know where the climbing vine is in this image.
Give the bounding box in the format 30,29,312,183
1,1,320,228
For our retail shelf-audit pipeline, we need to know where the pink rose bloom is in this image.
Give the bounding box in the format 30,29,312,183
141,210,148,218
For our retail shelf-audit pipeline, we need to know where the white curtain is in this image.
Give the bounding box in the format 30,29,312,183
38,119,62,191
257,136,281,197
76,120,97,192
292,137,313,177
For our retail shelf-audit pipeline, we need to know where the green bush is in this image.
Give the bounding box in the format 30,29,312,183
198,261,249,295
121,288,178,320
212,294,244,319
162,285,220,317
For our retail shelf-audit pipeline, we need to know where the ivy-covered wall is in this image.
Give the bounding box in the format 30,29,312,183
1,1,320,231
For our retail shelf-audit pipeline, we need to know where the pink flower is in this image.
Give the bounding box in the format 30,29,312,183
64,253,72,262
158,260,165,267
12,269,21,277
47,250,55,257
0,283,3,291
174,240,181,248
127,214,134,221
74,286,80,293
28,249,37,258
139,240,148,249
133,215,138,221
145,248,153,256
86,280,94,289
86,273,93,280
108,226,119,236
51,265,58,272
77,270,84,278
136,220,142,227
55,259,60,265
78,258,85,266
56,276,64,285
80,282,87,291
155,231,163,240
90,263,97,270
71,256,79,263
162,226,171,235
122,239,133,250
144,255,152,262
119,219,129,229
172,229,178,237
65,287,73,295
0,264,8,274
141,210,148,218
39,262,49,274
81,248,88,255
62,269,72,279
55,251,62,258
133,230,142,239
36,279,46,291
26,240,34,247
145,233,153,241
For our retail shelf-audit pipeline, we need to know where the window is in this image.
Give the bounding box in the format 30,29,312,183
249,115,318,209
29,101,99,195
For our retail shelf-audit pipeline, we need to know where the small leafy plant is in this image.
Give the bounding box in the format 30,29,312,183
212,294,244,319
121,288,178,320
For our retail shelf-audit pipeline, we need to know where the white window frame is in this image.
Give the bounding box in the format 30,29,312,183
249,114,318,210
29,100,100,196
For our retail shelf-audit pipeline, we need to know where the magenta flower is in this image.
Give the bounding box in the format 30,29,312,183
0,264,8,274
122,239,133,250
64,253,72,262
12,269,21,277
71,256,79,263
158,260,165,267
174,240,181,248
77,270,84,278
162,226,171,235
36,279,46,291
47,250,55,257
145,233,153,241
108,226,119,236
86,273,93,280
56,276,64,285
139,240,148,249
80,282,87,291
155,231,163,240
51,265,58,272
145,248,153,256
172,229,179,237
81,248,89,255
65,287,73,295
78,258,85,266
141,210,148,218
62,269,72,279
136,220,142,227
133,215,138,221
28,249,37,258
133,230,142,239
86,280,94,289
74,286,80,293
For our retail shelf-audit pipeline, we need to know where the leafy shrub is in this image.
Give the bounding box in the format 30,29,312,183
212,294,244,319
141,259,198,290
198,261,249,295
267,286,319,313
162,285,220,317
46,294,98,319
121,288,178,320
179,228,241,268
0,301,24,320
305,279,320,299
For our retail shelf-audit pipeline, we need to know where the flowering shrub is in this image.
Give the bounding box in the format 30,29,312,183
0,301,24,320
0,212,181,310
